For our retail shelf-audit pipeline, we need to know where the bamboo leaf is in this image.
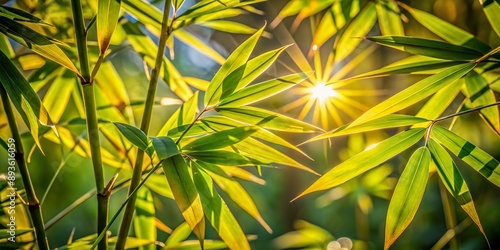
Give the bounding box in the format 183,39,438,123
376,0,404,36
0,50,54,149
134,187,156,250
335,1,377,62
198,162,272,233
479,0,500,38
219,72,308,107
114,122,149,152
187,150,253,166
172,0,185,11
192,163,250,250
97,0,122,53
197,20,270,37
122,0,162,31
144,173,174,199
165,222,191,247
401,3,491,53
219,166,265,185
306,115,428,143
431,125,500,187
182,126,258,151
233,137,319,175
428,139,486,238
465,71,499,134
295,128,425,199
218,45,291,101
217,106,322,133
204,25,265,106
413,78,464,122
150,136,179,160
42,70,76,123
365,36,484,60
0,6,49,25
0,17,79,75
350,63,475,127
344,56,462,81
162,155,205,245
174,29,225,65
157,92,199,136
95,61,132,120
385,147,430,249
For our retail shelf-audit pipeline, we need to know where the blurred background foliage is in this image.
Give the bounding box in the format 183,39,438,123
0,0,499,249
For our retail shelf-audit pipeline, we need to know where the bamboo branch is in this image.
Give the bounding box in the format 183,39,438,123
70,0,109,249
115,1,173,248
0,84,49,250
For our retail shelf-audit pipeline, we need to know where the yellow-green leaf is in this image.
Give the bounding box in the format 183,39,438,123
134,187,156,250
385,147,430,249
479,0,500,38
162,154,205,245
192,163,250,250
150,136,179,160
181,126,258,151
365,36,484,60
350,63,475,127
97,0,122,53
0,17,79,75
217,106,322,133
431,125,500,187
157,92,199,136
114,122,149,152
376,0,404,36
43,70,76,123
414,78,463,122
465,71,499,134
204,25,265,106
219,72,308,107
428,139,487,238
296,128,425,199
0,50,54,149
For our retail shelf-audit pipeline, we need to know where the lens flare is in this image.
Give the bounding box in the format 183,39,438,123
310,83,337,102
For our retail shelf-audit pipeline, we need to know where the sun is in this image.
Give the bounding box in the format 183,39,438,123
310,82,338,103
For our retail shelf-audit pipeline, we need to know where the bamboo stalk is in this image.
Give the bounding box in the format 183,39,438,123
115,1,172,248
0,84,49,250
70,0,108,249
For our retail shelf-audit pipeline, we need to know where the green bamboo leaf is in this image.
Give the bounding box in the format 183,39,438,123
431,125,500,187
0,33,14,57
376,0,404,36
413,78,463,122
344,56,462,82
165,240,227,250
97,0,122,53
0,6,49,25
311,0,360,50
187,150,253,166
157,92,199,136
479,0,500,38
192,163,250,250
150,136,179,160
182,126,258,151
162,154,205,245
233,137,319,175
42,70,76,123
217,106,322,133
218,46,291,101
400,3,491,53
220,165,265,185
198,162,272,233
219,72,308,107
0,17,79,75
122,0,162,31
197,20,271,37
295,128,425,199
385,147,430,249
165,222,191,247
0,228,33,238
114,122,149,152
428,139,487,238
350,63,475,127
174,8,244,30
306,115,428,143
204,25,265,106
0,50,54,149
365,36,484,60
271,0,334,29
335,1,377,62
465,71,499,134
134,187,156,250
